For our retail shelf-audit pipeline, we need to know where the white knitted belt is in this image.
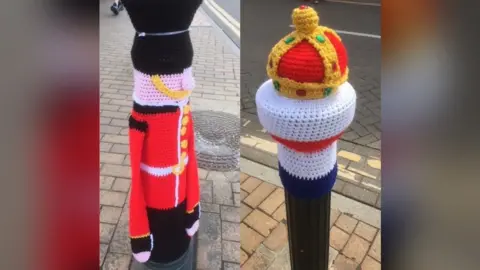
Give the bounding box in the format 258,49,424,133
256,80,357,142
140,157,189,177
137,29,189,37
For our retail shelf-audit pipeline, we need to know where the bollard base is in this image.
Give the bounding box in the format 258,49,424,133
285,190,331,270
131,235,197,270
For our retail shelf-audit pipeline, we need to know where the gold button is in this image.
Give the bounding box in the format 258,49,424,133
183,105,191,114
181,127,187,135
181,140,188,149
182,116,189,125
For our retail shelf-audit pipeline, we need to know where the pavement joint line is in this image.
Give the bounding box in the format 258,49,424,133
326,0,381,7
240,157,381,228
203,0,240,40
198,7,240,54
289,25,381,39
206,0,240,30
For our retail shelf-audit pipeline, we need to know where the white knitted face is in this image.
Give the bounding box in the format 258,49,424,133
255,80,357,142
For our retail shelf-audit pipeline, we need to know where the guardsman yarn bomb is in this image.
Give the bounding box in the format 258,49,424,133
122,0,203,264
256,5,357,199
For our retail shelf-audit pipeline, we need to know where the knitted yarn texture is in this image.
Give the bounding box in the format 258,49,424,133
256,5,356,199
123,0,202,265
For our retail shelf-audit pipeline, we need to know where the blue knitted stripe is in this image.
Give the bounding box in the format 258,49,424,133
279,162,337,199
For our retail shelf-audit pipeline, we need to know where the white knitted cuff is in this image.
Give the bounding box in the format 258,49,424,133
278,142,337,180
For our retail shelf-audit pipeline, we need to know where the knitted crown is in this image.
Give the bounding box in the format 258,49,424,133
267,5,349,100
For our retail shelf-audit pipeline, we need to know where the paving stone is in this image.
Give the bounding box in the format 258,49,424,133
267,247,291,270
102,253,131,270
102,134,129,144
342,234,370,264
241,203,253,221
362,256,381,270
200,180,213,203
240,172,249,183
342,183,378,206
259,188,284,215
221,205,240,222
100,222,116,244
197,239,222,270
111,144,130,154
222,221,240,241
272,203,287,222
101,164,131,178
100,152,126,165
331,254,358,270
198,168,209,180
224,170,240,182
243,182,276,208
354,222,377,242
201,202,220,213
241,176,262,193
112,178,130,193
244,209,278,237
100,244,108,266
223,262,240,270
240,190,248,200
335,214,359,234
199,212,221,241
337,167,363,184
100,190,127,207
369,231,381,261
264,223,288,252
100,125,122,135
233,192,241,206
338,150,362,162
100,142,113,152
332,178,346,192
240,223,265,254
360,177,381,192
222,240,240,263
240,249,248,265
213,181,233,205
329,247,339,267
207,171,227,181
241,245,276,270
100,176,115,190
330,208,341,228
348,160,380,180
330,226,350,251
109,220,131,254
232,182,240,193
100,206,123,224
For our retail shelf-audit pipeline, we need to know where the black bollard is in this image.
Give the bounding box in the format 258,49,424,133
285,191,331,269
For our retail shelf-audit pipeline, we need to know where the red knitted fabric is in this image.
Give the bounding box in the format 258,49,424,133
128,106,200,263
271,132,343,153
324,31,348,76
277,41,325,83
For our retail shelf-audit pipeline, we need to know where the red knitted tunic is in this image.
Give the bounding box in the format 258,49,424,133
129,103,200,263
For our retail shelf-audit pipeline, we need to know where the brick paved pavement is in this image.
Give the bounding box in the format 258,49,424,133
100,2,240,269
240,170,381,270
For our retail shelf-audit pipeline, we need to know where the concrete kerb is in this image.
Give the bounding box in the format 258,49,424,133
240,157,381,229
201,0,240,48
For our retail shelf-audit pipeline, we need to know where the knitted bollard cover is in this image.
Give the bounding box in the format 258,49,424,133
256,5,357,199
